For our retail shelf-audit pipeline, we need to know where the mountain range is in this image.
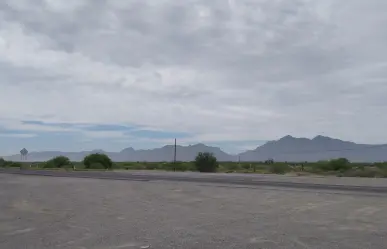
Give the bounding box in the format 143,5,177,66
3,135,387,162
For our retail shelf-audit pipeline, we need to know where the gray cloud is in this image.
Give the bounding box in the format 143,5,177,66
0,0,387,146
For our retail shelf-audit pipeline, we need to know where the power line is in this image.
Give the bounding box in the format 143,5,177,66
173,138,177,172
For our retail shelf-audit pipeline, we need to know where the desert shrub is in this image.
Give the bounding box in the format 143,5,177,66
45,156,71,168
83,153,113,169
0,158,5,167
269,164,291,174
88,162,106,169
329,158,351,172
313,159,351,172
194,152,218,172
340,167,387,178
43,161,57,168
314,161,334,171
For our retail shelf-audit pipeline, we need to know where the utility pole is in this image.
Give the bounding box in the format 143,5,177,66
173,138,177,171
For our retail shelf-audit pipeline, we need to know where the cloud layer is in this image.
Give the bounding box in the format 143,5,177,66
1,0,387,154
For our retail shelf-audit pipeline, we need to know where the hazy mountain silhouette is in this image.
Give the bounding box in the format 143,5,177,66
3,136,387,162
2,143,235,162
239,135,387,162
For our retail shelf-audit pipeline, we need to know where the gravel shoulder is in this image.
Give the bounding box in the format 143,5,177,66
1,174,387,249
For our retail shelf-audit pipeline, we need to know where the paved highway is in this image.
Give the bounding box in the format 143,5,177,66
2,168,387,193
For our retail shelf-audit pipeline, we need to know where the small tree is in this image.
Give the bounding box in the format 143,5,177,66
83,153,113,170
0,158,5,167
46,156,71,168
194,152,218,172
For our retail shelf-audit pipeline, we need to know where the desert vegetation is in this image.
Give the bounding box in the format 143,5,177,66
1,153,387,178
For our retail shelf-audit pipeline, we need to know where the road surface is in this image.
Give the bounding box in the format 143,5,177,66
0,173,386,249
2,168,387,193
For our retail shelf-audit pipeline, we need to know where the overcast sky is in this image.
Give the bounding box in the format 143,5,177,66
1,0,387,155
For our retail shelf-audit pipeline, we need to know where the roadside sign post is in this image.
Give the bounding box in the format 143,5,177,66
20,148,28,161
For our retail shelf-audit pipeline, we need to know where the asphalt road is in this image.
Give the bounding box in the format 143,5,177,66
2,168,387,193
1,174,387,249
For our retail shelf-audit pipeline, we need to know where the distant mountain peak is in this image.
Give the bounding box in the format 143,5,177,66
191,143,206,147
91,149,105,153
279,135,296,141
120,147,135,153
313,135,333,141
3,136,387,163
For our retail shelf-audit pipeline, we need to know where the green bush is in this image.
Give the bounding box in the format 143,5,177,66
43,161,56,168
0,158,5,167
316,163,334,172
88,162,106,169
45,156,71,168
312,159,351,172
83,153,113,169
194,152,218,172
329,158,351,172
309,161,329,172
